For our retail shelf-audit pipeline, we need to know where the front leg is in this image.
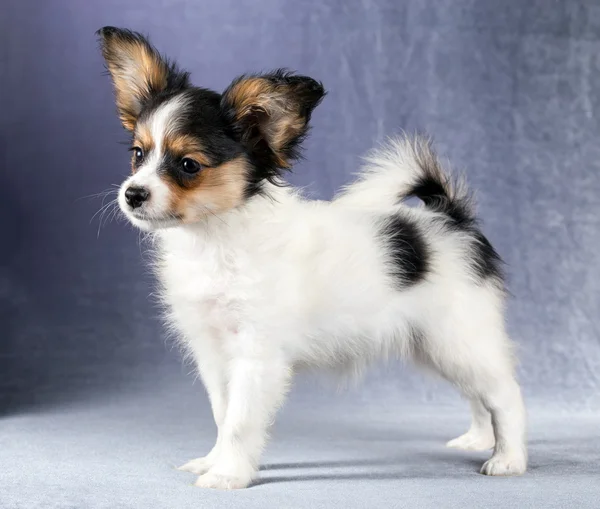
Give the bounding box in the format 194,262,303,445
195,353,292,490
178,337,228,475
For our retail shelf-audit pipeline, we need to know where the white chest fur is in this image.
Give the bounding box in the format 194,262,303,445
156,227,249,340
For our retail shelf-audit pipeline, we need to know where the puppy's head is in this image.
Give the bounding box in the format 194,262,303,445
97,27,325,230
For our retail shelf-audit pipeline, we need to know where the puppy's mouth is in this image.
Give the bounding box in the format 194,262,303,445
128,210,183,230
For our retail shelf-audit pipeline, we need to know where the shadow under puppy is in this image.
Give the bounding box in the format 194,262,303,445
97,26,527,490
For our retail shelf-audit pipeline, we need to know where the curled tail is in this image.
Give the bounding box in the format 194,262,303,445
335,134,475,226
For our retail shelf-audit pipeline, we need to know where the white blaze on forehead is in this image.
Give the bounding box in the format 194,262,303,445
122,95,189,218
148,94,189,158
134,94,187,185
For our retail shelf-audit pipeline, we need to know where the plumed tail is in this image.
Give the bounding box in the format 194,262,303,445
335,134,476,225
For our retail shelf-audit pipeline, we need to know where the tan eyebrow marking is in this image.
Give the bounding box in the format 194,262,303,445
164,133,212,167
133,124,155,152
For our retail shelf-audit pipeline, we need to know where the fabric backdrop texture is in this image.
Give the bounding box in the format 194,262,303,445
2,1,599,508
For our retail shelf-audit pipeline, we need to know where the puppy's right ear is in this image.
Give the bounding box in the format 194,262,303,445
221,70,325,175
97,27,189,131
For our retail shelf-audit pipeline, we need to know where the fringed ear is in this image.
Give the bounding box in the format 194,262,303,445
221,70,325,174
97,26,189,131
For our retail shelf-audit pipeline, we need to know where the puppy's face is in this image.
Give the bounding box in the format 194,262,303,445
97,27,325,230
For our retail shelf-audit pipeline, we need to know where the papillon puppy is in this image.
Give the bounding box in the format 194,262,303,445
97,27,527,489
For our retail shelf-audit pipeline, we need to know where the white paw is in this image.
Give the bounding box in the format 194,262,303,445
194,471,252,490
480,452,527,476
447,430,495,451
178,456,215,475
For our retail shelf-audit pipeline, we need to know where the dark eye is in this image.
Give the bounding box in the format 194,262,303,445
182,158,201,174
132,147,144,164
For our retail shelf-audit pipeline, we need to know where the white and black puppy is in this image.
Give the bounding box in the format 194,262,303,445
97,27,527,489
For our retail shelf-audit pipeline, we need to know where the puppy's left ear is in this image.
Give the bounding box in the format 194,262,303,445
221,70,325,171
97,26,189,131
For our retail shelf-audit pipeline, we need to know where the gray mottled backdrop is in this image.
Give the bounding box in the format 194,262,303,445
2,1,600,508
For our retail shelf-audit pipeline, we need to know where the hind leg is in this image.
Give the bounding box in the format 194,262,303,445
478,377,527,475
417,322,526,475
446,398,495,451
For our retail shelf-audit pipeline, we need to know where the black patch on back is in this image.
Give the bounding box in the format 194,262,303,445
380,215,429,288
426,215,504,284
470,230,504,282
429,214,504,284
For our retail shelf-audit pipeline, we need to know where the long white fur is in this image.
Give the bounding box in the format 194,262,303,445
118,103,527,490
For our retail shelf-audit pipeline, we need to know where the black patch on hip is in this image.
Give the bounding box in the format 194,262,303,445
379,215,430,288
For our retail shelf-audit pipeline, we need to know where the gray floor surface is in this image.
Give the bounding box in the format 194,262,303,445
3,376,599,509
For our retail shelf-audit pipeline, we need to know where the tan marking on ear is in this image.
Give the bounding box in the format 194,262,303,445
135,43,168,92
102,39,169,131
226,78,273,119
270,116,305,153
164,156,249,220
223,77,306,165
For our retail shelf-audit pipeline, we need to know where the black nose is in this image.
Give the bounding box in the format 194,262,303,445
124,187,149,209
